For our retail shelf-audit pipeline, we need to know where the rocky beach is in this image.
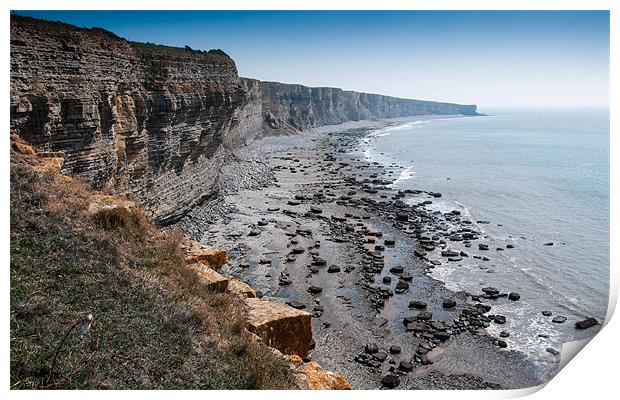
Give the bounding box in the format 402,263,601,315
174,118,600,389
10,14,607,391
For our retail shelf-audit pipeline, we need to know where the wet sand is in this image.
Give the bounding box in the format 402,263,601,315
175,120,562,389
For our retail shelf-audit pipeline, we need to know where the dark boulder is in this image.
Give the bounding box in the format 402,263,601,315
381,374,401,389
389,345,401,354
399,361,413,372
365,342,379,354
286,301,306,310
575,318,598,329
442,299,456,309
327,265,341,273
307,286,323,294
409,300,427,309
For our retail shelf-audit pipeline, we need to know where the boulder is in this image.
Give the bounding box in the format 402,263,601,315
442,299,456,309
365,343,379,354
87,194,136,217
181,240,228,270
381,373,400,389
575,317,598,330
190,263,229,293
244,298,312,358
409,300,427,309
295,360,351,390
226,277,256,298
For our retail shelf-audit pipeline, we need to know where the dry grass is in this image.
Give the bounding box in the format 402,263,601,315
10,154,294,389
92,207,150,240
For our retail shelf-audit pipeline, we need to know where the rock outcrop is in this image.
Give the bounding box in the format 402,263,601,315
11,15,478,226
244,298,313,359
190,263,230,293
286,356,352,390
181,239,228,270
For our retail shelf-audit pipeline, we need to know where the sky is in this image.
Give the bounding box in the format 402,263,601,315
13,10,610,109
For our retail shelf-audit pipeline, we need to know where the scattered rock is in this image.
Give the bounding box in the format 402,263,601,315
389,345,401,354
286,301,306,310
307,286,323,295
575,317,598,329
381,373,400,389
399,361,413,372
409,301,427,309
442,299,456,309
327,265,341,273
365,343,379,354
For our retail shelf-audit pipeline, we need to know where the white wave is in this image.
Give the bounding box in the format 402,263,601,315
370,120,433,138
389,166,415,187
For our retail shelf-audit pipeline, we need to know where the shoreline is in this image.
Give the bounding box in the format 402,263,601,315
175,117,584,389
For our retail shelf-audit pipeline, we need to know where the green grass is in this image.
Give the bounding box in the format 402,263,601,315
10,159,294,389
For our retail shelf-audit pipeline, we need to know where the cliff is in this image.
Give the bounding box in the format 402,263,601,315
242,78,478,134
10,15,478,225
10,16,244,225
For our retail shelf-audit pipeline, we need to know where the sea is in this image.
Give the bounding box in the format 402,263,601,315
358,108,609,360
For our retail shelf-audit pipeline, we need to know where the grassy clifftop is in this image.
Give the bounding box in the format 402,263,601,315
10,150,293,389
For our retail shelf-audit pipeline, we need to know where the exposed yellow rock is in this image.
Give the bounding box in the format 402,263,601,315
34,152,65,174
190,263,229,293
181,239,227,270
244,298,312,359
227,277,256,298
285,354,304,364
297,361,352,390
87,194,136,216
11,140,36,155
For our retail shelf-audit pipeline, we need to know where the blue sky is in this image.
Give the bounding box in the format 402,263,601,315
13,10,609,108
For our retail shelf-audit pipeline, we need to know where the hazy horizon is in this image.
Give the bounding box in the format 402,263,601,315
13,10,610,108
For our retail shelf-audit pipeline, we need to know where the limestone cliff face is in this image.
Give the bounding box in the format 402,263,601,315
242,78,478,134
10,16,244,224
11,15,477,225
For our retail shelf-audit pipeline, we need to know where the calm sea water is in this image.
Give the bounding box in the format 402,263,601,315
359,108,609,359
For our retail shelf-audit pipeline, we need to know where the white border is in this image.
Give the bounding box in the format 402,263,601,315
2,1,616,399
